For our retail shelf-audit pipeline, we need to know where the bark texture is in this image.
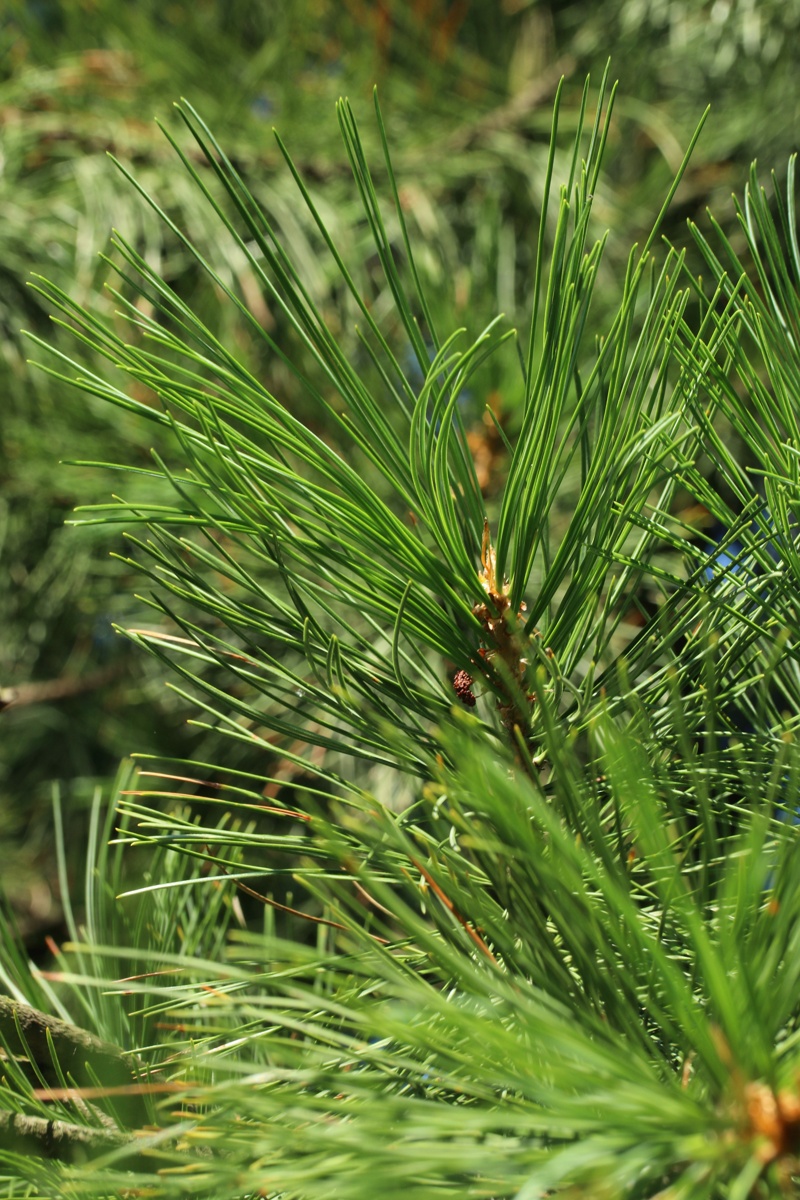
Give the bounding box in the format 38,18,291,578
0,995,150,1127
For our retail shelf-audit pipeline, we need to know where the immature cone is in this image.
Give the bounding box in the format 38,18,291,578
452,669,476,708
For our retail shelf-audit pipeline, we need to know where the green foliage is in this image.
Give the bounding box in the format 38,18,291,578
0,0,553,905
23,77,711,776
3,35,800,1200
7,0,800,919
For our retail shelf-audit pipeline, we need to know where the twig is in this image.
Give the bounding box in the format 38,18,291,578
0,996,149,1126
0,1104,212,1167
0,664,121,712
0,996,133,1074
434,56,576,156
0,1108,129,1159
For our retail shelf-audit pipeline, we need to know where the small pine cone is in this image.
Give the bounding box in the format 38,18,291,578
452,669,476,708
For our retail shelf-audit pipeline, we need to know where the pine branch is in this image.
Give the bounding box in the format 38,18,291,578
0,1109,128,1161
0,996,149,1127
0,996,134,1079
0,1108,215,1167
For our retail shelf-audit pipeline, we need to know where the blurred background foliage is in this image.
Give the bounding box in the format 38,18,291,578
1,0,799,947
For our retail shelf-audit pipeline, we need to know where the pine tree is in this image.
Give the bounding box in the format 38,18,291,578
2,70,800,1198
